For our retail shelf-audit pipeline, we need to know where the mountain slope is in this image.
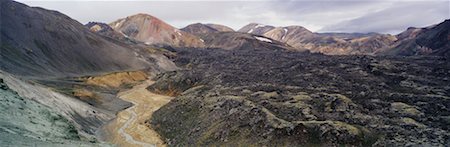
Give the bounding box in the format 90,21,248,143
180,23,220,35
181,23,234,36
85,21,137,44
377,20,450,57
238,23,275,35
198,32,301,51
238,23,398,55
109,13,205,48
205,24,234,32
0,1,159,77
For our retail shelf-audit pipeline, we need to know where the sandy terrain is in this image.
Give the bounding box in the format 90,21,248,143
102,80,172,147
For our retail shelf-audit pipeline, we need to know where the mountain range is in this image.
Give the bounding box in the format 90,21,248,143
82,12,450,57
1,0,449,146
237,22,449,56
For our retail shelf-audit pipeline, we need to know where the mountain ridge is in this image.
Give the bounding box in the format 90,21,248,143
109,13,205,48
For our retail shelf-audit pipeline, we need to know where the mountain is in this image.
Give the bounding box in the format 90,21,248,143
205,24,234,32
263,26,316,48
181,23,234,36
182,23,296,51
238,23,398,55
0,1,169,78
85,22,134,43
377,20,450,57
317,32,380,40
109,13,205,48
198,32,300,51
180,23,220,35
238,23,275,35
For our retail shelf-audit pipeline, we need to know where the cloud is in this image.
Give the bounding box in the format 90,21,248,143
17,0,450,34
320,1,450,34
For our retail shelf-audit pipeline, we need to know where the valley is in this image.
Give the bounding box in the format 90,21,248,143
1,0,449,146
101,80,172,147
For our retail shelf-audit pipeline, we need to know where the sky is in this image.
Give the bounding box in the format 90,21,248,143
17,0,450,34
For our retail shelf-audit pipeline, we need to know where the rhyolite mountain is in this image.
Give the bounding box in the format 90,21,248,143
239,23,398,55
109,13,205,48
181,23,234,36
85,22,136,43
182,23,300,51
181,23,221,35
0,1,175,78
317,32,380,40
377,19,450,57
238,23,276,35
198,32,301,51
205,23,234,32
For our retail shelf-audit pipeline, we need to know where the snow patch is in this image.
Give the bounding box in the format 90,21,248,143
114,19,126,28
282,28,288,40
255,24,266,28
200,39,204,42
248,29,254,33
254,36,272,43
175,29,182,36
118,31,129,38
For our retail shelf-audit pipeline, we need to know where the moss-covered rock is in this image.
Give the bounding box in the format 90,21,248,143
391,102,423,117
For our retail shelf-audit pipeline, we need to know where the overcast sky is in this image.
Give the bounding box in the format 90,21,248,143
17,0,450,34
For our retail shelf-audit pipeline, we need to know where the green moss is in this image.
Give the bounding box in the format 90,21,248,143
391,102,422,116
333,121,361,136
262,92,279,99
401,117,426,128
292,94,312,101
329,94,353,103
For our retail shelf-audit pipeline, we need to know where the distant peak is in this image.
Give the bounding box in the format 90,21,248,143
242,23,266,27
406,27,418,30
191,23,205,25
127,13,158,19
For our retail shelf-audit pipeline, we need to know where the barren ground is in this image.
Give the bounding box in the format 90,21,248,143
102,80,172,147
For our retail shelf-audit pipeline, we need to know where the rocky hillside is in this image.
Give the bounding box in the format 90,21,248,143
196,32,301,51
0,70,116,143
238,23,275,35
377,20,450,57
205,24,234,32
0,78,106,146
181,23,234,36
317,32,380,40
85,21,138,44
148,48,450,146
181,23,220,35
239,24,399,55
0,1,171,78
109,13,205,48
